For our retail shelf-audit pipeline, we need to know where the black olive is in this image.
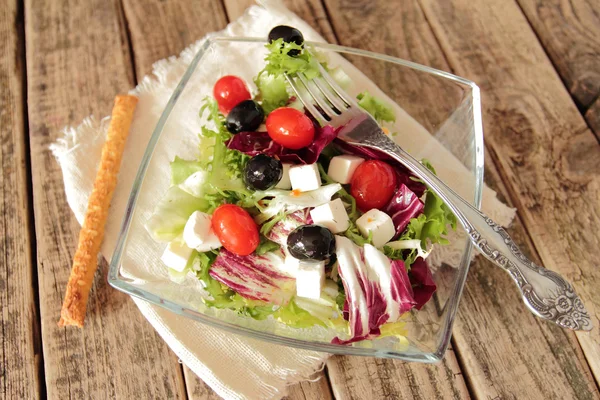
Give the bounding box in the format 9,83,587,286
226,100,264,134
268,25,304,56
287,225,335,262
244,154,283,191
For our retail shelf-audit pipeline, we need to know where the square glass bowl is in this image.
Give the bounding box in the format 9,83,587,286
108,37,484,362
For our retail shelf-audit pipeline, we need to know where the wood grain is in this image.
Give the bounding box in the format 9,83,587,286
419,0,600,390
122,0,228,78
327,348,469,400
516,0,600,110
223,0,338,43
24,0,186,398
0,0,41,398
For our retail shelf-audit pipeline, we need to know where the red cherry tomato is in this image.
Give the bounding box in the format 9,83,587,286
212,204,259,256
350,160,397,211
213,75,252,114
266,107,315,150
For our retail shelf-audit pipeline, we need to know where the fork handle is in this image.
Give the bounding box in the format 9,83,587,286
361,135,592,331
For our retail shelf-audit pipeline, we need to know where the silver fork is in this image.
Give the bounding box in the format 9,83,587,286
285,64,592,331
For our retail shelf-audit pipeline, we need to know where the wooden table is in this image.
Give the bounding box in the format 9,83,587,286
2,0,599,398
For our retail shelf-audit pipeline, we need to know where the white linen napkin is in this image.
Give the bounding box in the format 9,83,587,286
50,1,516,399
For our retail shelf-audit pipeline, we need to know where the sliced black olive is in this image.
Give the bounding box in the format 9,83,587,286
268,25,304,56
244,154,283,191
287,225,335,262
226,100,264,134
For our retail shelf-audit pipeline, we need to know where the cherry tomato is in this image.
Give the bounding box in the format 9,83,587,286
213,76,252,114
212,204,259,256
266,107,315,150
350,160,397,211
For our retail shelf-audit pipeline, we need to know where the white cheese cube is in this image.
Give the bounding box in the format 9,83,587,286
356,209,395,248
281,252,300,278
310,198,350,233
327,155,364,184
289,163,322,192
194,230,222,252
161,241,193,272
295,259,326,300
183,211,212,248
275,163,292,189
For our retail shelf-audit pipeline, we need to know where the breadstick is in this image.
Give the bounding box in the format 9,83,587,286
58,95,138,327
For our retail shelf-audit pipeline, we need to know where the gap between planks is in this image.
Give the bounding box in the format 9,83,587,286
0,0,44,398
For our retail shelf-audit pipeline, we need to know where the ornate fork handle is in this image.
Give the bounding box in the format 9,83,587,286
360,134,592,331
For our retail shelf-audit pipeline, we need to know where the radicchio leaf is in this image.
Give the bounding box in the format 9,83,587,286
226,125,338,164
266,209,312,246
332,237,416,344
210,249,294,305
409,257,437,310
384,184,424,238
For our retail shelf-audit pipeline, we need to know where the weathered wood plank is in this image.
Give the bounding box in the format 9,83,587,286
24,0,187,398
516,0,600,110
419,0,600,391
122,0,228,78
283,374,333,400
0,1,41,399
223,0,338,43
327,348,468,400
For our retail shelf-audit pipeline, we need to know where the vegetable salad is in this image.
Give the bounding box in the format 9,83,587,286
147,25,456,344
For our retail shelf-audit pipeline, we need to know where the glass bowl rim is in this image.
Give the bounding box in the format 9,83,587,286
108,36,484,362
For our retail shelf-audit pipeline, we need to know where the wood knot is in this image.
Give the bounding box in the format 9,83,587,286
488,106,537,165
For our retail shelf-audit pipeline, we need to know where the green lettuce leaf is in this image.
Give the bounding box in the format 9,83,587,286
385,159,457,266
261,39,320,79
273,300,327,328
356,91,396,124
145,186,209,242
197,98,252,206
255,236,281,255
254,72,289,114
170,156,204,185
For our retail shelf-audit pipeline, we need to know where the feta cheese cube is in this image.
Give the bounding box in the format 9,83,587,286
194,230,222,252
161,241,193,272
310,198,350,233
183,211,212,248
356,209,395,248
289,163,322,192
281,252,300,278
295,258,326,300
327,155,364,184
275,163,292,189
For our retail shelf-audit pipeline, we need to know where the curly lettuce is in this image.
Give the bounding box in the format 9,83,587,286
356,91,396,124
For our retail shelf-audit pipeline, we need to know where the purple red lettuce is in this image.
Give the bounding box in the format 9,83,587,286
266,209,312,246
332,237,416,344
226,125,338,164
409,257,437,310
384,184,424,238
210,249,294,305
